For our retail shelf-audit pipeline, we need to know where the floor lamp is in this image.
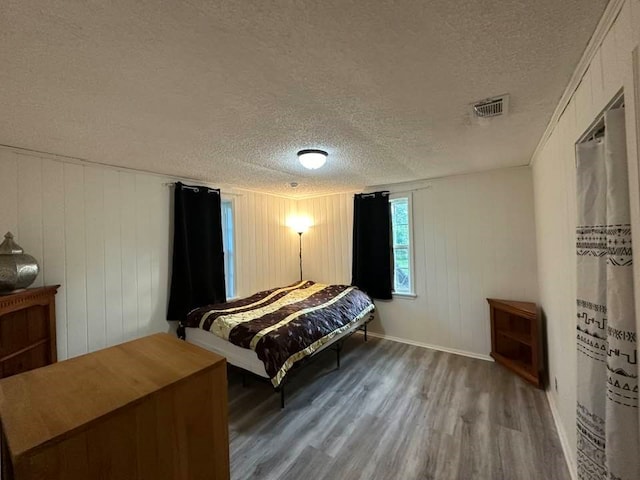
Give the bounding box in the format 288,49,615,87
297,231,303,281
291,219,310,281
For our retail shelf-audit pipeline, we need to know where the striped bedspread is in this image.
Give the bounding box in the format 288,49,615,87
185,281,375,387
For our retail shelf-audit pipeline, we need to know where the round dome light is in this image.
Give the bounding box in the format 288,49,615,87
297,149,327,170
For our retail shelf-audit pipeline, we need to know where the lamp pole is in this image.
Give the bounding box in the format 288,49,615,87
298,232,303,281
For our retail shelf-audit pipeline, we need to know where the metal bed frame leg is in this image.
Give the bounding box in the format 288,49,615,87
177,322,186,340
269,315,374,410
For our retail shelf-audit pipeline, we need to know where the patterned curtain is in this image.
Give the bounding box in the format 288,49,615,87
576,108,638,480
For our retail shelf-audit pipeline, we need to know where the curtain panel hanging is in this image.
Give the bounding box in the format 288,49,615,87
167,182,226,323
352,191,393,299
576,108,639,480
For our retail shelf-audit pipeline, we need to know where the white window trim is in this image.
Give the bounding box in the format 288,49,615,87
393,292,417,299
221,195,237,300
390,192,416,298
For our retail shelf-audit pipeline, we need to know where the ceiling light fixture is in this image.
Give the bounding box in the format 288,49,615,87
297,149,327,170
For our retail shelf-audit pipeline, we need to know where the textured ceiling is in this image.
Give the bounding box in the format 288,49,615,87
0,0,607,197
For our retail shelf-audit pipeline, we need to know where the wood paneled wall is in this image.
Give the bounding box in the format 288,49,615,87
0,148,299,360
233,191,300,298
297,193,354,285
297,168,539,360
531,1,640,473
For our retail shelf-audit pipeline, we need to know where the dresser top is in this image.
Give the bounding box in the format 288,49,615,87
0,285,60,314
0,333,225,460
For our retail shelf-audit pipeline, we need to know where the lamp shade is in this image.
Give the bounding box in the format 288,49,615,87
289,216,312,234
297,149,327,170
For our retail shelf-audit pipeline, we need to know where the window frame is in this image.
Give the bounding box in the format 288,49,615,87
221,196,237,300
390,193,416,298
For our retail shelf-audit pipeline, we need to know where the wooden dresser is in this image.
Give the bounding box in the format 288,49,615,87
0,333,230,480
0,286,59,379
488,298,542,388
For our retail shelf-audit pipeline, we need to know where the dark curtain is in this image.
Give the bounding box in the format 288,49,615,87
352,191,393,299
167,182,226,322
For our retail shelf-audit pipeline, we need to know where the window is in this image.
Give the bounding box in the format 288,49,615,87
390,195,414,295
221,199,236,299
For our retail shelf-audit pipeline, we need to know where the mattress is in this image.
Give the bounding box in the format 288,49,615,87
185,281,375,387
185,308,371,380
186,326,268,377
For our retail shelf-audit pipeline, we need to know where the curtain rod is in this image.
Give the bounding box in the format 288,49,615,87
356,185,433,197
163,182,243,196
577,89,625,144
575,92,625,167
164,182,219,194
357,191,390,198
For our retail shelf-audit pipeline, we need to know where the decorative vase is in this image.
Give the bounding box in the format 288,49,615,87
0,232,39,293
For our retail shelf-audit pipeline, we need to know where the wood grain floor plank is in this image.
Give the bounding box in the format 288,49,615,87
278,446,334,480
227,336,570,480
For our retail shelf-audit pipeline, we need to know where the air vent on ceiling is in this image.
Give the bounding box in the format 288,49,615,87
471,94,510,119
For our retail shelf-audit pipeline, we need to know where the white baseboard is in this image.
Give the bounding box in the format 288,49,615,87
545,389,577,480
355,330,493,362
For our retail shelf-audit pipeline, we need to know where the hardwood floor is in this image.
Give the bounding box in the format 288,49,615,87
228,335,570,480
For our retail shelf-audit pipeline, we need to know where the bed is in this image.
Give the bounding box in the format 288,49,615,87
180,280,375,407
